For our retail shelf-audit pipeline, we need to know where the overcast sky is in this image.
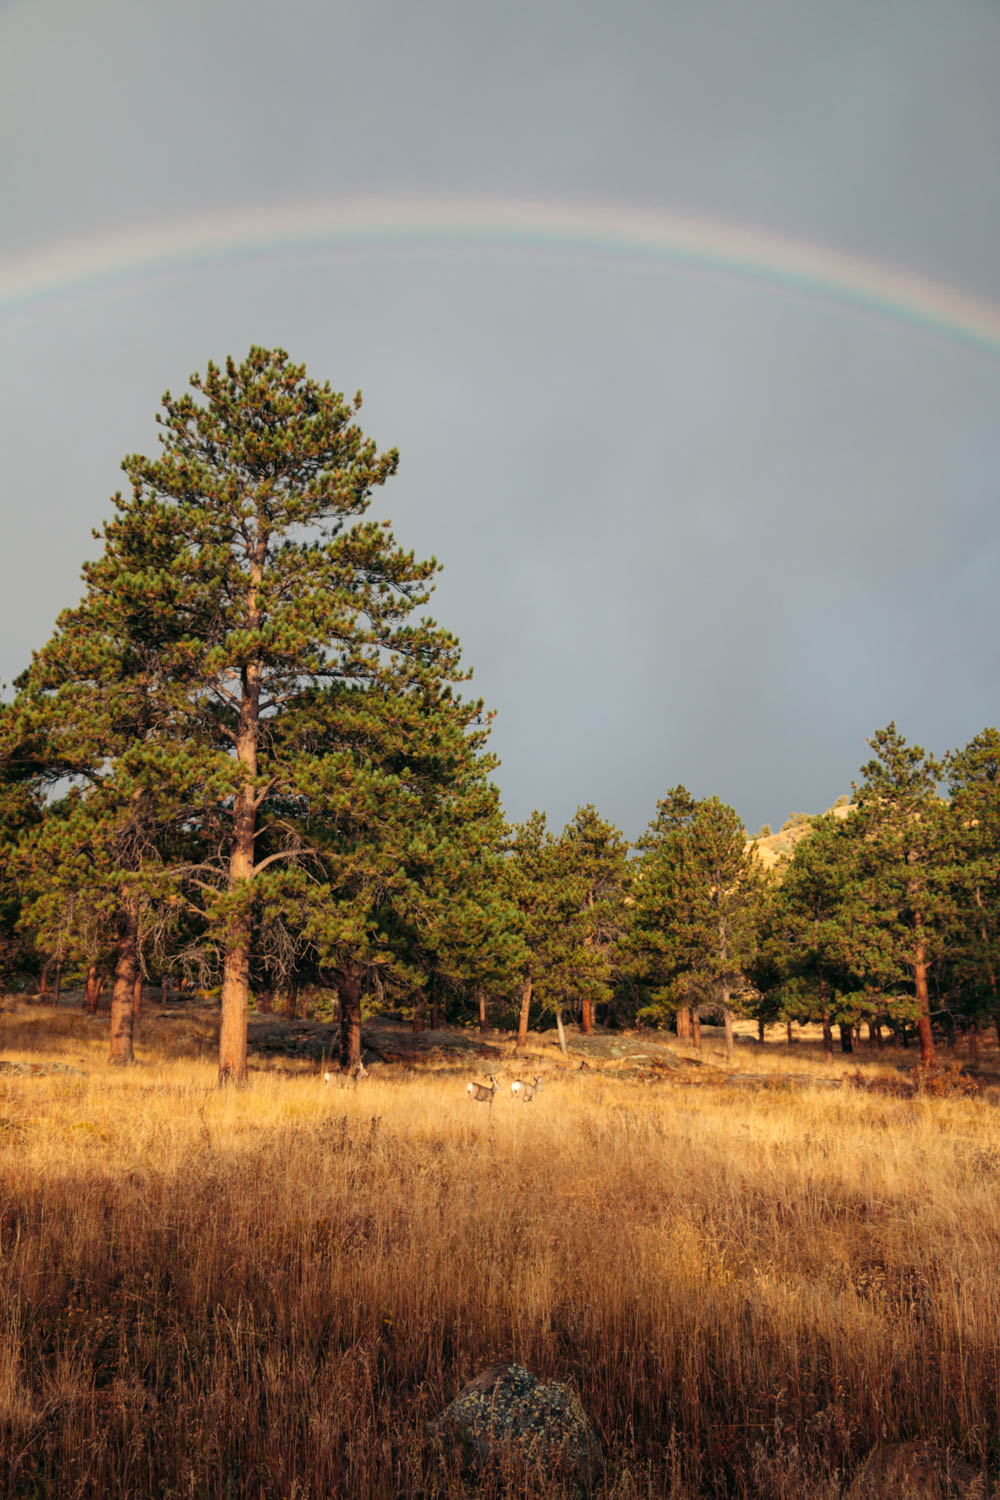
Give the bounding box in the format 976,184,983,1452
2,0,999,838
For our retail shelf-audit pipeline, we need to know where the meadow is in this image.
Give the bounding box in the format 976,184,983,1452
1,1002,998,1497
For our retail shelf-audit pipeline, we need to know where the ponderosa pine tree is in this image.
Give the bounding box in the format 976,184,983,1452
850,724,953,1067
562,805,629,1034
628,789,764,1061
624,786,699,1038
274,676,503,1067
0,708,43,995
945,728,1000,1041
755,810,880,1059
82,348,470,1082
2,554,210,1063
17,431,262,1055
503,812,597,1051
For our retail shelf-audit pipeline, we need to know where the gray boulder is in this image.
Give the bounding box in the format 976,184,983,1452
430,1362,602,1488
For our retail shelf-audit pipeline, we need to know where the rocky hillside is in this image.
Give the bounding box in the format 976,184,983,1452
748,799,853,869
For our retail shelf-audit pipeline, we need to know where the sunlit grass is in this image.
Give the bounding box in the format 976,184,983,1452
0,1000,997,1496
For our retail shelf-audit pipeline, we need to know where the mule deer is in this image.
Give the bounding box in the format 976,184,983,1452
512,1074,543,1101
467,1074,499,1104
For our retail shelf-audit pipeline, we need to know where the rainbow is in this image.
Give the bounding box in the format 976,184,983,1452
3,196,1000,356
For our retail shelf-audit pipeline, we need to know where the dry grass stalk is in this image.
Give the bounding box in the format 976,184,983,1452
0,1001,997,1496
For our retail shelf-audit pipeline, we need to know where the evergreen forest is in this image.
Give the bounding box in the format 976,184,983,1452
3,348,998,1082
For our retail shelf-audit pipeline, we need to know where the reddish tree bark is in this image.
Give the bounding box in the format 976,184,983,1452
581,998,594,1035
476,984,490,1034
721,994,735,1064
36,955,55,1000
84,963,101,1013
821,1010,834,1061
516,975,532,1051
109,896,139,1065
913,935,935,1068
218,578,262,1084
675,1005,692,1041
338,962,363,1069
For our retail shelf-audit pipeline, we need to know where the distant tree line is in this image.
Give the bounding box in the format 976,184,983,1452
1,349,996,1079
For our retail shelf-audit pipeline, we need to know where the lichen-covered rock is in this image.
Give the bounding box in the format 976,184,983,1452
430,1362,602,1487
848,1442,989,1498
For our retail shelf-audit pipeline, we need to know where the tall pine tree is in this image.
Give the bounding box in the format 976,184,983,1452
37,348,472,1082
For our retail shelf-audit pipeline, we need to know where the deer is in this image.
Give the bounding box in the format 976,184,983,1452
467,1074,499,1105
511,1074,543,1101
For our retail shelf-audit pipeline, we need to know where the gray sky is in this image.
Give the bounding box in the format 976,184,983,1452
2,0,999,838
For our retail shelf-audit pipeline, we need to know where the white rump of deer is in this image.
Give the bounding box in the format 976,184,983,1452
511,1074,543,1101
467,1074,499,1104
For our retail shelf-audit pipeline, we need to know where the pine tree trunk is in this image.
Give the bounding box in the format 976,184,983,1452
412,994,425,1034
757,1016,765,1044
476,984,490,1034
786,1019,793,1045
219,570,262,1083
581,893,596,1036
974,887,998,1001
913,935,935,1068
338,962,363,1069
84,963,100,1013
821,1010,834,1061
52,962,61,1006
219,918,251,1084
555,1007,568,1057
839,1022,854,1054
37,955,53,999
516,975,532,1052
132,972,143,1019
109,895,139,1065
691,1009,701,1049
219,767,257,1083
676,1006,692,1041
721,995,735,1064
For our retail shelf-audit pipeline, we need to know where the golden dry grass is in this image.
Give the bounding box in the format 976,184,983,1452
0,1002,998,1497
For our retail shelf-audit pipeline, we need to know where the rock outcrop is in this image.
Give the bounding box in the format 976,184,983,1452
431,1362,602,1487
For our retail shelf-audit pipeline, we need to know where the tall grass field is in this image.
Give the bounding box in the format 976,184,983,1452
1,1002,998,1497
